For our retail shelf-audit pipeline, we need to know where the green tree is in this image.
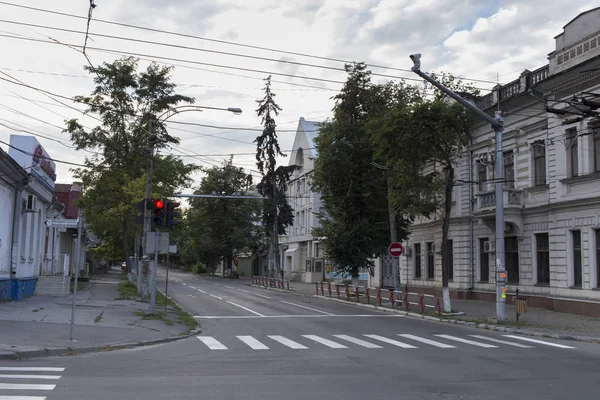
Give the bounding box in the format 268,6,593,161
64,57,198,271
254,76,297,278
311,63,416,278
187,160,264,275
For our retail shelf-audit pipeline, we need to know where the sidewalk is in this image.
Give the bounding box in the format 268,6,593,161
284,280,600,341
0,268,196,359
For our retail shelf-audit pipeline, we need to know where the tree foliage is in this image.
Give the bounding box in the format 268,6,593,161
64,57,198,270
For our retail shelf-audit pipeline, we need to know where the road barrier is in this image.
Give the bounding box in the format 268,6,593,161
252,276,291,291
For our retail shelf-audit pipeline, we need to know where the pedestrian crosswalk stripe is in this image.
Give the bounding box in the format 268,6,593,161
333,335,382,348
363,334,417,348
502,335,576,349
469,335,533,348
0,368,63,372
434,334,498,348
238,336,269,350
398,334,455,348
0,375,61,380
302,335,348,349
0,396,49,400
0,384,56,390
267,335,308,349
197,336,228,350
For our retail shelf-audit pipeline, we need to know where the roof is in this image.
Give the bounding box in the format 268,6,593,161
0,147,29,184
299,117,321,157
55,183,72,193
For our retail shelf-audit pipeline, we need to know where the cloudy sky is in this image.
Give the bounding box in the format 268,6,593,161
0,0,597,190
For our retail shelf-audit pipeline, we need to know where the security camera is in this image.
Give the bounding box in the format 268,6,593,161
409,53,422,71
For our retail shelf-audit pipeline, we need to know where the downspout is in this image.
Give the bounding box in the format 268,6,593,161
468,150,475,291
10,179,28,276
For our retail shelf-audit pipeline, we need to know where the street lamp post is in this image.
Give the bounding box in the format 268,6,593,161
142,104,242,313
408,54,507,322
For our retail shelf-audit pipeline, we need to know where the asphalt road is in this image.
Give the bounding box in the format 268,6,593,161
1,269,599,400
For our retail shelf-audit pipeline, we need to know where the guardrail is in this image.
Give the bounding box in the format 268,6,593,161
252,275,290,290
316,282,441,315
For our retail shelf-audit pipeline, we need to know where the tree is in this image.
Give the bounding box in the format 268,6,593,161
369,74,475,312
64,57,198,271
311,63,415,279
254,76,297,278
186,159,263,275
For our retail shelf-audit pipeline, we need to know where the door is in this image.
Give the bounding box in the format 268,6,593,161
381,253,394,288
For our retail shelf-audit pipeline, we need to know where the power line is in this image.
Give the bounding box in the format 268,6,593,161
0,138,87,167
0,0,501,85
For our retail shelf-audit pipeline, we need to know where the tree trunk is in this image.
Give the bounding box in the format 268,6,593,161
122,218,130,272
441,167,454,313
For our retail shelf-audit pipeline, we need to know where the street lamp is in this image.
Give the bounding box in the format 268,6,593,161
156,105,243,122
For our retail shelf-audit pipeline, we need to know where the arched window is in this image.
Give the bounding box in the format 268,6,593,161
295,148,304,171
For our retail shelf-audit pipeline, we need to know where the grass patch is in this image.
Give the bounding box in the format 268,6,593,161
155,291,198,333
134,310,174,326
116,281,141,301
94,311,104,324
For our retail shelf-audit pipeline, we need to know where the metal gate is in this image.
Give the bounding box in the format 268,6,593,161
381,252,394,288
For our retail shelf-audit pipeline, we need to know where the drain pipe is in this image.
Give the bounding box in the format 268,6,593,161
468,150,475,291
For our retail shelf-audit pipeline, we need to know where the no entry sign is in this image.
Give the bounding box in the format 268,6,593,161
388,242,403,257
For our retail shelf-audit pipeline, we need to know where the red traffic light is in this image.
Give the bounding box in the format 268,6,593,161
154,199,164,209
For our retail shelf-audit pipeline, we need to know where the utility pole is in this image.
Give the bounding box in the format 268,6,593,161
140,118,156,298
148,227,159,313
409,53,506,321
387,172,401,291
272,181,280,280
69,214,84,341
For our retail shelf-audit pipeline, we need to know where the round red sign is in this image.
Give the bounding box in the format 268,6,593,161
388,242,403,257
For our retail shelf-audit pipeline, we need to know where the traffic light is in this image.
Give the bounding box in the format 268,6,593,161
152,198,165,227
165,201,181,228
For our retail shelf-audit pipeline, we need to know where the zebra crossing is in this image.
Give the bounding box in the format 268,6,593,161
196,333,577,352
0,366,64,399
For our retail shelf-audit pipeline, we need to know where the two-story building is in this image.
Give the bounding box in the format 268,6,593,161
404,7,600,316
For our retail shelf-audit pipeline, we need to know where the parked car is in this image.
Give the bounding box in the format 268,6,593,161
121,262,127,270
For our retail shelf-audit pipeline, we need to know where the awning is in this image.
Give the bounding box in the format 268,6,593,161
285,244,298,254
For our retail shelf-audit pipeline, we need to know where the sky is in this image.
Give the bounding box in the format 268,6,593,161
0,0,598,192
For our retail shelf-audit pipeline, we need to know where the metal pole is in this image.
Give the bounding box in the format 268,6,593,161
148,228,159,313
69,215,83,341
387,172,401,291
164,251,169,313
494,111,506,321
409,54,506,321
141,119,155,296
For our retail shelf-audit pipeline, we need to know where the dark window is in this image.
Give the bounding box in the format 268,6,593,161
577,46,583,55
566,129,578,177
477,162,487,192
557,55,563,65
536,233,550,284
533,141,546,186
426,242,435,279
584,42,590,52
505,236,520,283
447,240,453,281
596,230,600,288
594,131,600,173
414,243,422,279
573,230,582,287
564,52,570,61
592,38,598,49
503,151,514,188
479,238,489,282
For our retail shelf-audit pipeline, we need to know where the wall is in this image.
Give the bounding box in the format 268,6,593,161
0,183,15,277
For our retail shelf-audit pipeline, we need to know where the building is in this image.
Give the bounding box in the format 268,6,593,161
404,7,600,316
282,117,327,283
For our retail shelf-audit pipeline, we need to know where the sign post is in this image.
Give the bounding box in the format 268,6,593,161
388,242,403,257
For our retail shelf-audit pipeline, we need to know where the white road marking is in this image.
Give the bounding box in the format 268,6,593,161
224,286,234,289
193,314,403,319
502,335,576,349
363,334,417,348
0,375,61,380
302,335,347,348
0,368,64,372
434,334,498,348
280,300,334,315
182,283,187,286
190,286,197,289
333,335,382,348
398,334,455,348
237,289,250,293
0,384,56,390
469,335,533,348
197,336,228,350
188,294,196,298
226,301,264,316
267,335,308,349
0,397,49,400
197,289,206,294
237,336,269,350
209,294,222,300
254,293,272,299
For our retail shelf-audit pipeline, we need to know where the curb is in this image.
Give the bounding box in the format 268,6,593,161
0,326,202,361
306,293,600,344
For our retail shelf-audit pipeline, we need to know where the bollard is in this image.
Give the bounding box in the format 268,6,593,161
345,285,350,301
436,298,441,315
419,294,425,313
403,292,409,311
316,282,320,296
389,290,395,308
336,284,340,299
321,281,324,297
287,280,290,290
377,288,382,306
328,282,332,297
365,286,370,305
355,286,360,303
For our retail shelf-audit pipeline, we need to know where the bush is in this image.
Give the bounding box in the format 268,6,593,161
192,262,207,274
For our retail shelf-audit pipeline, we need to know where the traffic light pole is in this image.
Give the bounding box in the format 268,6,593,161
149,227,159,313
140,119,156,298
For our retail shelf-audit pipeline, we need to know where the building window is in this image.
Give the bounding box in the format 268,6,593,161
426,242,435,279
503,151,514,188
536,233,550,285
577,46,583,55
584,42,590,52
557,55,563,65
572,230,582,287
505,236,519,283
477,161,487,192
414,243,422,279
564,52,570,61
594,131,600,172
447,240,453,281
592,38,598,49
532,141,546,186
596,230,600,288
479,238,489,282
570,49,576,58
566,128,578,177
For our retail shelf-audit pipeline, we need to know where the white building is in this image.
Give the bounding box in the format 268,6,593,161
404,8,600,316
282,117,327,283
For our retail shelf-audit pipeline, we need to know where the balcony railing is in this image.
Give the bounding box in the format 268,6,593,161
477,189,523,211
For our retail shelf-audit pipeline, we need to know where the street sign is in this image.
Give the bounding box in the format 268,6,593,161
388,242,403,257
145,231,170,255
45,219,78,228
